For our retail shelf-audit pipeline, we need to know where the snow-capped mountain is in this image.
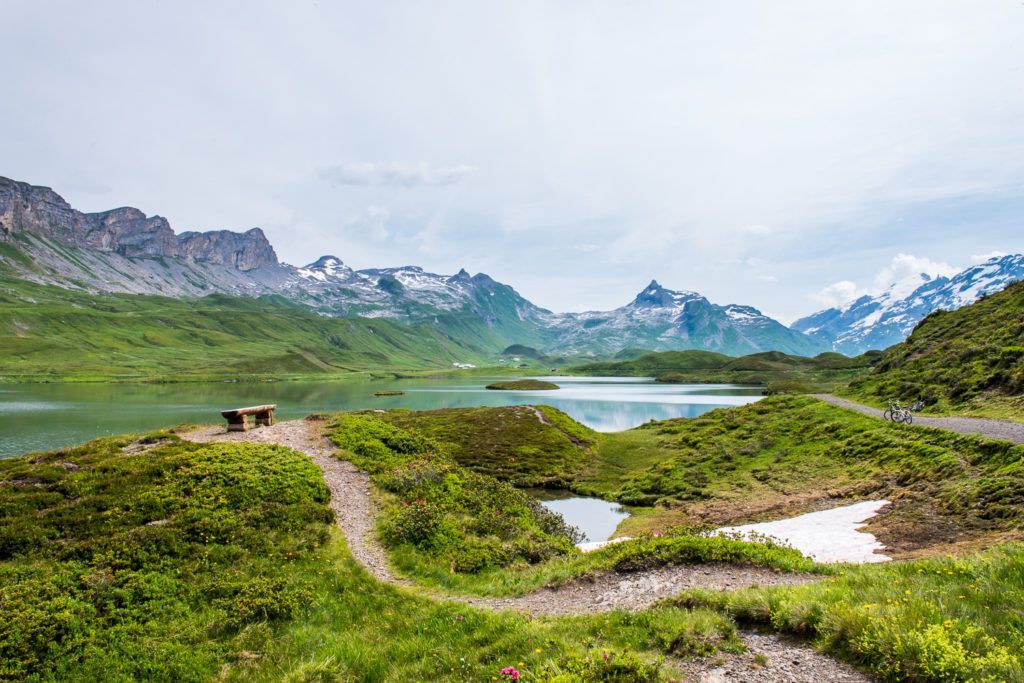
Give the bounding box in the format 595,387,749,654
793,254,1024,354
550,280,825,356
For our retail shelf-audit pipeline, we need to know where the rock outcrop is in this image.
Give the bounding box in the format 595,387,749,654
0,176,277,270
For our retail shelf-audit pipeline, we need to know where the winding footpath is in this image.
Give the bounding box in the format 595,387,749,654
182,419,871,682
813,395,1024,444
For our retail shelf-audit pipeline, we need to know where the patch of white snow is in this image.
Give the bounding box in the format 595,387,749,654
716,500,891,564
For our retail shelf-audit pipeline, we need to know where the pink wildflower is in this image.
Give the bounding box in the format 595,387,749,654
500,666,520,681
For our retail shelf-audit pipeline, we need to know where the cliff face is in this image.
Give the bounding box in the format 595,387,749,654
0,176,277,270
177,228,278,271
0,176,91,244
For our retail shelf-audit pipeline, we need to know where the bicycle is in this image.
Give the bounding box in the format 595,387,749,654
883,399,901,422
886,398,923,424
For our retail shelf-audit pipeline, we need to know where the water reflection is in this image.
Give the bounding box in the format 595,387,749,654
530,489,630,542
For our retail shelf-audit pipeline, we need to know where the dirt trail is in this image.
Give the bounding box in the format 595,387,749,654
182,419,872,681
813,395,1024,444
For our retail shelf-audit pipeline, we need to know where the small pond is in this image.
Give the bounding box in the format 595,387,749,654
530,489,630,544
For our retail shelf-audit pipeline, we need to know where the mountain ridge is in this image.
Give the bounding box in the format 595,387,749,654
6,173,1020,359
0,174,830,357
794,254,1024,355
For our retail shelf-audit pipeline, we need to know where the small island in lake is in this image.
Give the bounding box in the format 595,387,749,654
485,379,560,391
373,390,405,396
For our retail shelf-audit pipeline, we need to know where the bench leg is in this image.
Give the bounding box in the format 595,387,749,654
255,410,274,428
227,415,250,432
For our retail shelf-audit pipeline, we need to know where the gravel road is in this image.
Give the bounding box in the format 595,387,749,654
813,395,1024,444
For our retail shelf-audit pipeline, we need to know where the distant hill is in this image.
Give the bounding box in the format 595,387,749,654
847,280,1024,413
572,348,880,393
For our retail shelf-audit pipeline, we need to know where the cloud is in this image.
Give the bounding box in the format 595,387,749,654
971,251,1007,264
343,206,390,241
872,253,959,291
319,162,476,188
812,280,867,308
812,253,963,310
574,243,600,252
3,2,1024,319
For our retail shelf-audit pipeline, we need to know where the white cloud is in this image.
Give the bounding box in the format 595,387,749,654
872,253,959,291
319,162,476,188
812,253,963,310
343,206,390,241
742,224,773,236
812,280,867,308
971,251,1007,264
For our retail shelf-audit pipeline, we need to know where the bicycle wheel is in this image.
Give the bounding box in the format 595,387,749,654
883,410,893,422
904,413,913,425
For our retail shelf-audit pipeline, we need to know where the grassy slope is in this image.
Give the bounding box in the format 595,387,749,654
0,277,482,381
325,410,817,596
579,396,1024,557
372,405,596,487
572,350,880,393
846,281,1024,421
0,430,791,682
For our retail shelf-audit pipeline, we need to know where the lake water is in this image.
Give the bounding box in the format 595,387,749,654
531,489,630,543
0,376,762,458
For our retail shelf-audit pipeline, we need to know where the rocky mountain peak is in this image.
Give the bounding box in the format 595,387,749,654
630,280,701,308
309,255,344,269
449,268,472,283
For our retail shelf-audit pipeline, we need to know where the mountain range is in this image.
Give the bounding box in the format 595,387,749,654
2,174,1021,359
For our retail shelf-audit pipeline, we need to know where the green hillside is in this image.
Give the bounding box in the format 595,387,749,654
0,277,482,381
847,281,1024,418
572,349,880,393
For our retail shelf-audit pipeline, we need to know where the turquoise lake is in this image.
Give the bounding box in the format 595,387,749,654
0,376,763,458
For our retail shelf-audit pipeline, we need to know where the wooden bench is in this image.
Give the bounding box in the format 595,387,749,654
220,404,276,432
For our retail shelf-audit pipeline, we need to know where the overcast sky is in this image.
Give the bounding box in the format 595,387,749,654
2,1,1023,322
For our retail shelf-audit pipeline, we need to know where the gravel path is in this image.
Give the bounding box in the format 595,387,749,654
813,395,1024,444
678,630,870,682
182,419,872,681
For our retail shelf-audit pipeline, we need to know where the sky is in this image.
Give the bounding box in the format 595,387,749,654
2,1,1023,323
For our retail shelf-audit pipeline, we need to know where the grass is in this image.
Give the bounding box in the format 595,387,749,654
0,428,797,682
846,281,1024,421
576,396,1024,555
370,405,596,487
571,349,880,393
487,379,560,390
5,409,1024,681
676,545,1024,681
0,276,484,381
324,410,819,595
